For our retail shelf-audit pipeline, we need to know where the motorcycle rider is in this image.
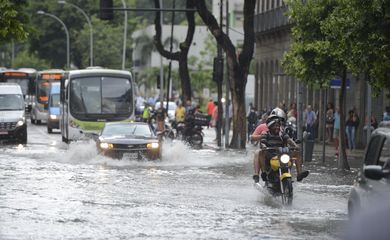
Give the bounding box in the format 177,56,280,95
251,108,309,183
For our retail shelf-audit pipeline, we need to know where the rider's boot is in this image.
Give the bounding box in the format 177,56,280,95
253,175,259,183
261,172,268,182
297,170,309,182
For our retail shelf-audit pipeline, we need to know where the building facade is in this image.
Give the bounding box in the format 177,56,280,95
254,0,390,147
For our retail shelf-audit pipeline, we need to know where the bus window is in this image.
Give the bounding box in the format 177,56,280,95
102,77,132,114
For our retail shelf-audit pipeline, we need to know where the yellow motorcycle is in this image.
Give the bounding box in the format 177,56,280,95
263,147,298,205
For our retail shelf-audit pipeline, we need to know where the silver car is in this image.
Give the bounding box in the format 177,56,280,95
348,122,390,217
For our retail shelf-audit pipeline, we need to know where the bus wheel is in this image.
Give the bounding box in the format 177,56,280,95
37,120,41,125
47,127,52,134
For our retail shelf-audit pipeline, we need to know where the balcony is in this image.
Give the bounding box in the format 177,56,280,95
255,5,290,34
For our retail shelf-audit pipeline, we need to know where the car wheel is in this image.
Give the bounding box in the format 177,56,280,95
62,136,69,143
37,120,41,125
31,116,36,124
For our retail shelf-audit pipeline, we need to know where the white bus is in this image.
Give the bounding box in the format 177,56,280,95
60,68,134,143
31,69,66,124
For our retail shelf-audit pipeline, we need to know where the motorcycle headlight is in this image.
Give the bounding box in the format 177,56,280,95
280,154,290,164
16,120,25,127
100,142,113,149
147,142,159,149
50,115,57,119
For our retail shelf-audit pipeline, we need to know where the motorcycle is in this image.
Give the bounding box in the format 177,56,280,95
259,146,298,205
172,120,203,147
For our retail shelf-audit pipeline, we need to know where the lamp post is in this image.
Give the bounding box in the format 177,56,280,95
120,0,127,70
58,0,93,66
37,10,70,69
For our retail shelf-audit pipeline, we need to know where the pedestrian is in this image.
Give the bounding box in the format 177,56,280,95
384,106,390,121
287,102,297,120
142,103,151,123
207,98,214,128
326,102,335,142
346,110,359,150
247,106,258,141
305,105,317,140
333,107,340,156
211,101,218,140
175,102,186,123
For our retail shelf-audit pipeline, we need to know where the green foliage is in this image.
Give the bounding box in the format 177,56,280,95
284,0,390,94
282,0,343,88
11,49,50,70
0,0,30,42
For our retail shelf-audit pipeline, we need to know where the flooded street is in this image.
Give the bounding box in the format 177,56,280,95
0,123,354,239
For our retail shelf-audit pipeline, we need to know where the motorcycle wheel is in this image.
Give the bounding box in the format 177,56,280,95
281,178,293,205
189,132,203,147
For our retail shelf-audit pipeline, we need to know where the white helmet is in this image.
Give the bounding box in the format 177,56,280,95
269,107,286,122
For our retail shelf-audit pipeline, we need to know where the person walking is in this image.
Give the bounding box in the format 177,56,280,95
326,103,335,142
305,105,317,140
211,101,219,140
346,110,359,150
175,102,186,123
207,98,214,128
333,107,340,157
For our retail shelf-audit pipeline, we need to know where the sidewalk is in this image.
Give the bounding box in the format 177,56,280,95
202,127,365,168
311,141,365,168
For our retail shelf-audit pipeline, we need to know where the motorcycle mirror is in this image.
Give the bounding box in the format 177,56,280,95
295,139,302,144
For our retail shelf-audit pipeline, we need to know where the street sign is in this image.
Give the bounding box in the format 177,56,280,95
330,79,350,89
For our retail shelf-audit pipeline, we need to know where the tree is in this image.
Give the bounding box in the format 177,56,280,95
327,0,390,95
0,0,30,42
12,50,50,70
153,0,196,102
282,0,350,170
195,0,256,149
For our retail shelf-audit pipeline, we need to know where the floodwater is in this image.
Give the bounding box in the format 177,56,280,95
0,124,355,239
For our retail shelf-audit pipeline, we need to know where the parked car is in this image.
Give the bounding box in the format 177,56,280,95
348,121,390,218
47,82,60,133
154,101,177,122
0,83,27,144
96,122,161,160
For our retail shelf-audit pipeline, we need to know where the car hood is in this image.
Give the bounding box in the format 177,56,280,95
100,135,159,144
0,111,24,122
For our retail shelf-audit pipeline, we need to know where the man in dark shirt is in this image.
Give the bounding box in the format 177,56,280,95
252,116,309,183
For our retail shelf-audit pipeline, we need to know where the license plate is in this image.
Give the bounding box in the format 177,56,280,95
124,152,138,159
0,131,8,135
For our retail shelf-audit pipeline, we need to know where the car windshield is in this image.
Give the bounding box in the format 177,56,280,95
102,124,153,137
0,94,24,110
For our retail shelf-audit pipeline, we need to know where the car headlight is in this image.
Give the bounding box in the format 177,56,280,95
16,120,25,127
147,142,159,149
280,154,290,164
100,142,113,149
50,115,57,119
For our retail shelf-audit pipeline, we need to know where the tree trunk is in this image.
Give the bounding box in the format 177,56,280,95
153,0,195,102
195,0,255,149
338,68,350,170
229,67,247,148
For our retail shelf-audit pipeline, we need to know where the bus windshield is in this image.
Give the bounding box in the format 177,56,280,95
7,78,29,96
0,94,24,111
37,80,51,104
49,94,60,108
70,76,132,116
